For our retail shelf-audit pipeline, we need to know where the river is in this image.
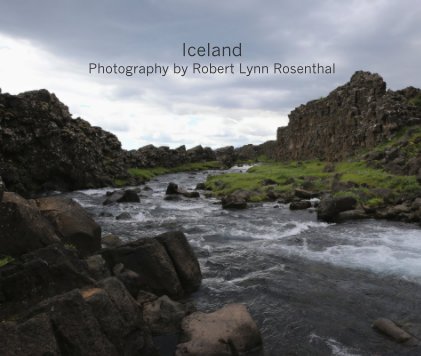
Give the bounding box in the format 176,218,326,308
68,166,421,355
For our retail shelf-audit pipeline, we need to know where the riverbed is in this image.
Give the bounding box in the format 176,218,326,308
68,166,421,355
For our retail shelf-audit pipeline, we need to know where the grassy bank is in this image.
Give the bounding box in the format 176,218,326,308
114,161,223,187
205,160,420,206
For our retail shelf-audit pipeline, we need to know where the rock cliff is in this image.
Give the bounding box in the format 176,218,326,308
0,89,128,196
276,71,421,162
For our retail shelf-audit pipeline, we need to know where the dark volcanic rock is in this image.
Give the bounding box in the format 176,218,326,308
0,176,4,201
317,194,358,222
0,89,128,196
221,194,248,209
101,238,184,298
215,146,236,167
166,182,200,198
156,231,202,294
0,244,94,319
290,200,312,210
0,192,60,257
103,189,140,205
276,71,421,162
29,289,119,355
101,232,202,299
0,313,60,356
36,196,101,256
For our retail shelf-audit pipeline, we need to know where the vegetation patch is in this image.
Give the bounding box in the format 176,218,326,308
114,161,223,186
0,256,14,268
205,160,420,204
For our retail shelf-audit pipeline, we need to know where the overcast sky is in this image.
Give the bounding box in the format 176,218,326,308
0,0,420,150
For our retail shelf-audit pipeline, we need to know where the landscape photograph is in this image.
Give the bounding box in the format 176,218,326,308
1,1,421,355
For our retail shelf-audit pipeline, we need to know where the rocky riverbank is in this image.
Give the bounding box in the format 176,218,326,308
0,189,263,355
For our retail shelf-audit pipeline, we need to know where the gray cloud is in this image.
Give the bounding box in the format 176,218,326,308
0,0,420,148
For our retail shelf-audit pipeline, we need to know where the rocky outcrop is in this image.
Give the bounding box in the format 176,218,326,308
235,140,277,161
0,89,129,196
176,304,263,356
276,71,421,162
36,196,101,256
126,144,216,168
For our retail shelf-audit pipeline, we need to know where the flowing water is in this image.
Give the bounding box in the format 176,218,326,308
68,166,421,355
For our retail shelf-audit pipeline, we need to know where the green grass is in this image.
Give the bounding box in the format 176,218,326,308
205,160,421,203
0,256,14,268
409,93,421,107
114,161,223,187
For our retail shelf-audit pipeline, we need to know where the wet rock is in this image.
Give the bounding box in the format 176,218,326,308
143,295,195,335
143,185,153,191
103,189,140,205
156,231,202,294
337,209,369,221
221,193,247,209
0,192,60,257
317,194,358,222
102,234,123,248
116,212,132,220
101,237,184,298
195,182,206,190
166,182,180,195
294,188,320,199
166,182,200,198
0,175,4,202
290,200,312,210
86,254,111,280
176,304,263,356
0,313,60,356
36,196,101,256
372,318,412,343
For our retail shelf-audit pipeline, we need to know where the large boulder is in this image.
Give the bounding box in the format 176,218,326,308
166,183,200,198
103,189,140,205
176,304,263,355
156,231,202,293
0,192,60,257
36,196,101,256
0,176,4,202
101,238,184,299
317,194,358,222
101,232,202,299
289,200,312,210
221,194,247,209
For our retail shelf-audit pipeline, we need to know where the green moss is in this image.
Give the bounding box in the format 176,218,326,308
366,197,384,207
409,94,421,107
0,256,14,268
113,161,224,187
